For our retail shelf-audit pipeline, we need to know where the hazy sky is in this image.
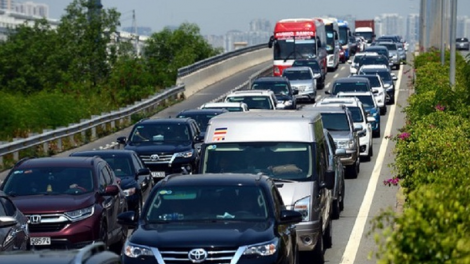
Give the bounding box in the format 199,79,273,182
37,0,470,35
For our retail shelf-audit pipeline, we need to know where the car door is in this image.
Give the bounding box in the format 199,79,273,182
131,152,152,198
272,185,296,260
98,163,121,236
0,196,28,251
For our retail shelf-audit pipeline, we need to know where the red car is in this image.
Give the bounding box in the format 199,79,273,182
0,157,128,253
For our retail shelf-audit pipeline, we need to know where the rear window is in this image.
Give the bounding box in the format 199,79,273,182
251,82,289,96
332,82,369,94
320,113,351,131
282,70,312,80
226,96,273,110
456,38,468,42
292,61,321,73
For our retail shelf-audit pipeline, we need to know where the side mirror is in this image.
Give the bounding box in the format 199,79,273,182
117,137,127,145
195,134,205,142
335,148,347,157
268,35,274,48
116,177,122,185
102,185,120,196
137,168,151,176
325,90,331,95
279,209,303,224
372,90,379,94
353,124,363,131
292,89,299,95
0,216,18,228
367,116,376,123
391,73,398,81
347,60,352,64
117,211,137,227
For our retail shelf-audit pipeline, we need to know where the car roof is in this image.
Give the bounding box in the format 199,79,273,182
137,118,193,125
283,66,312,72
303,105,347,113
316,97,362,106
253,76,289,83
226,90,274,96
160,173,271,187
337,91,374,97
354,52,379,57
359,74,381,79
11,157,101,169
70,149,138,157
177,108,228,115
365,46,388,50
359,64,389,70
334,76,370,83
201,102,247,107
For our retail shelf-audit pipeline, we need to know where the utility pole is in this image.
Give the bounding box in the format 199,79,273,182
449,0,457,87
132,9,139,55
440,0,445,65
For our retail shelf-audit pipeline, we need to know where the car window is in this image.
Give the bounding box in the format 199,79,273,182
227,96,272,110
0,197,16,216
282,70,312,80
252,82,290,96
145,186,269,222
176,114,215,132
332,82,369,94
320,113,351,131
340,95,375,107
348,107,364,122
292,61,321,73
363,76,381,87
130,123,191,143
103,157,133,177
132,153,145,170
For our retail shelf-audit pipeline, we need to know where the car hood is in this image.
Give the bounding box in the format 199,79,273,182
276,95,293,101
130,220,275,248
328,130,352,140
124,143,193,154
11,194,95,214
274,181,313,207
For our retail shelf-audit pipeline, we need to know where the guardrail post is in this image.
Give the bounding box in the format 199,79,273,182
0,155,3,169
57,138,63,152
43,142,49,156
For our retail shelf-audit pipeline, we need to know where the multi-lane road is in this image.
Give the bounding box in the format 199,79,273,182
0,54,414,263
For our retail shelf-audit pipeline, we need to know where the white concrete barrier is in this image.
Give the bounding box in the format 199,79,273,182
178,48,272,98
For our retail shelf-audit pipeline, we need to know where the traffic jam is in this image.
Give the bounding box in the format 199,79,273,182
0,16,408,264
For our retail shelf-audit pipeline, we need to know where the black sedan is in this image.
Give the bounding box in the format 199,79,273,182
117,173,302,264
0,191,29,251
176,108,228,138
69,150,153,220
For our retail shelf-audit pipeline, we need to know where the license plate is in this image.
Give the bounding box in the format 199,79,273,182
151,171,166,178
30,237,51,246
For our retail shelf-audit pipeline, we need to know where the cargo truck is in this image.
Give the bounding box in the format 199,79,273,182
354,20,375,45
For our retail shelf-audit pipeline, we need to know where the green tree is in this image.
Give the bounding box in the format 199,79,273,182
144,23,222,87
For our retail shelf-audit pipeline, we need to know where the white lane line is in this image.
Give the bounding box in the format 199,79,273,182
334,73,339,78
339,66,403,264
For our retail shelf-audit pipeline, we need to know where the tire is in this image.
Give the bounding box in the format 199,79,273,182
323,219,333,249
332,199,340,219
309,229,324,264
373,127,381,138
380,106,387,115
363,146,372,162
99,220,108,247
109,225,127,254
134,195,143,222
346,159,359,179
339,182,345,211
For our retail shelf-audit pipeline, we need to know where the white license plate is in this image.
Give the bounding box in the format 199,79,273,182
30,237,51,245
151,171,166,178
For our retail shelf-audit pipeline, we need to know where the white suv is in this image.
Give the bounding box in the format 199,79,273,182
315,97,374,161
354,74,387,115
224,90,278,110
348,52,378,75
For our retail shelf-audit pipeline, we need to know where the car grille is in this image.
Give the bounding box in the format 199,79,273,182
140,153,173,164
159,247,237,264
29,222,68,232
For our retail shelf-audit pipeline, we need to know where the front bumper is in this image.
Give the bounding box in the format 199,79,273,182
295,220,322,251
339,149,359,166
374,94,386,108
358,135,370,156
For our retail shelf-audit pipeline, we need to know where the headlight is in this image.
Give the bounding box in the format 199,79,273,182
337,139,355,149
174,151,193,158
383,83,391,89
294,196,310,221
124,241,154,258
313,73,321,79
274,67,280,75
243,238,278,256
284,100,293,106
64,206,94,222
123,187,136,197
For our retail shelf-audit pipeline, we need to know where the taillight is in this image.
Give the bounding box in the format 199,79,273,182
273,66,281,76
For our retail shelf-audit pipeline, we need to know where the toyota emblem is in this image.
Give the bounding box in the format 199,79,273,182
188,248,208,263
150,154,160,161
29,215,42,224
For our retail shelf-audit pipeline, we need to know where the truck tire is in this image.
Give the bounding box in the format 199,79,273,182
323,219,333,249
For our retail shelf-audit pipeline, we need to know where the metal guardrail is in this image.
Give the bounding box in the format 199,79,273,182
177,43,267,78
0,85,184,168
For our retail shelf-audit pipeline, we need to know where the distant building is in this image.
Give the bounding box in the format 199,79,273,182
406,14,419,49
122,26,152,36
375,13,405,38
456,16,470,38
0,0,13,10
14,1,48,17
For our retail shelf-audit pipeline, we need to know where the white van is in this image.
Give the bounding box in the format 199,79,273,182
198,111,335,262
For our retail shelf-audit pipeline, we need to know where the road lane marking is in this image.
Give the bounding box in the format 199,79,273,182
339,66,403,264
334,73,339,78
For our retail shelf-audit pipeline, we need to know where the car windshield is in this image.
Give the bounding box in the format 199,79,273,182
145,185,269,222
130,123,191,144
177,113,217,132
340,95,375,107
320,113,351,131
226,96,273,110
378,43,397,51
365,48,387,57
332,82,369,94
362,70,391,81
2,167,94,196
348,107,364,122
363,76,381,87
292,60,321,73
456,38,468,42
282,70,312,80
201,142,314,181
252,82,289,96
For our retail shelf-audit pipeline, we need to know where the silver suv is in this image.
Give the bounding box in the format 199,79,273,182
282,66,317,103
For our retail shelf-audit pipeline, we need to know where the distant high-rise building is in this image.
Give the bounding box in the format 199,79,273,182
376,13,405,37
406,14,420,49
249,18,271,32
0,0,13,10
456,16,469,38
14,1,49,17
122,26,153,36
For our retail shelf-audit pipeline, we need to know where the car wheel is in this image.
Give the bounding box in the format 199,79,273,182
99,220,108,247
134,195,143,222
332,199,340,219
346,161,359,179
323,219,333,249
373,127,381,138
305,227,324,264
109,225,127,254
380,106,387,115
339,182,345,211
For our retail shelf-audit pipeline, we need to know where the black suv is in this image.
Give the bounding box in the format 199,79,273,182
250,76,298,109
70,150,153,220
117,118,204,182
176,108,228,138
117,173,302,264
0,157,127,252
